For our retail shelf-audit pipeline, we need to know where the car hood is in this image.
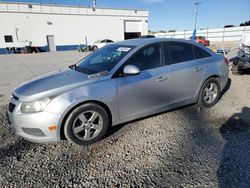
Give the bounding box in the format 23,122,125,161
14,67,104,101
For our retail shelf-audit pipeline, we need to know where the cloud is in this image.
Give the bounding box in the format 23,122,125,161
140,0,165,4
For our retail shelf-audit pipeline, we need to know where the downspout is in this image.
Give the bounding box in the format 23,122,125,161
15,27,32,46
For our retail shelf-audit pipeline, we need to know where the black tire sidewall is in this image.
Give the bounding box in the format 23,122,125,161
198,78,221,108
64,103,109,146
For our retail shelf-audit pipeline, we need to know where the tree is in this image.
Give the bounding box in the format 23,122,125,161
239,20,250,26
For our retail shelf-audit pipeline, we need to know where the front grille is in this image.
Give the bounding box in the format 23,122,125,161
8,102,16,113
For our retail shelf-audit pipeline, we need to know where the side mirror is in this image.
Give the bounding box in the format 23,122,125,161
123,65,140,76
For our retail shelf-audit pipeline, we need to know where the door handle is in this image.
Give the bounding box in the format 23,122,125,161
193,67,201,72
157,76,168,82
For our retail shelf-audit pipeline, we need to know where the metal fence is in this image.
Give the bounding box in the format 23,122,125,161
155,26,250,42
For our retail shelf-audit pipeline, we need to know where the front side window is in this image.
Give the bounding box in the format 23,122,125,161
76,44,135,74
125,43,162,71
168,42,194,64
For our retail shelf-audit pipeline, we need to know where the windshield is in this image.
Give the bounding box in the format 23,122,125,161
76,44,135,74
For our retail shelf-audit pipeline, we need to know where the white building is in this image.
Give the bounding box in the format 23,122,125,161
0,2,149,54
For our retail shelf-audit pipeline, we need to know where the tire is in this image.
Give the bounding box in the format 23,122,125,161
232,63,243,75
92,46,98,51
64,103,109,146
198,78,221,108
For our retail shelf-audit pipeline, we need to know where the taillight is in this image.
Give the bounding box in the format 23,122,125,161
224,58,229,65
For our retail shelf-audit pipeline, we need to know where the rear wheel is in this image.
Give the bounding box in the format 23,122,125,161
198,78,221,108
64,103,109,146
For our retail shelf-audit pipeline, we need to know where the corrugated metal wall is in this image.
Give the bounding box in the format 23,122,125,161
155,26,250,42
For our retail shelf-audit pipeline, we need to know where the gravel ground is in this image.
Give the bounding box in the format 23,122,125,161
0,70,250,187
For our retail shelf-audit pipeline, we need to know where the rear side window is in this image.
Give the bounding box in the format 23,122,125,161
193,45,211,59
167,42,194,64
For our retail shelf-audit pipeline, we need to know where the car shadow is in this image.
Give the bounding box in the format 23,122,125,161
0,139,34,163
217,107,250,188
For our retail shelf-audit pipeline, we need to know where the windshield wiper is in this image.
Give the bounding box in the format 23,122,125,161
69,64,94,75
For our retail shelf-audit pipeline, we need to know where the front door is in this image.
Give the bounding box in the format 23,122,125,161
117,43,171,121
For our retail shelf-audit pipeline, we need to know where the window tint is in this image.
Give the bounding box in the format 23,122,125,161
193,45,211,59
126,43,162,71
4,35,13,43
168,42,194,64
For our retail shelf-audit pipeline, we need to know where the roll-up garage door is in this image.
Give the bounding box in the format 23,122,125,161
124,20,142,40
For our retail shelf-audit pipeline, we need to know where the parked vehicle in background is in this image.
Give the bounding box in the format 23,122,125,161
78,44,91,52
230,32,250,75
7,38,228,146
190,36,210,46
224,25,235,28
91,39,114,51
140,35,156,39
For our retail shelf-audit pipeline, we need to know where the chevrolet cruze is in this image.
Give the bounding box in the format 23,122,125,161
7,38,229,145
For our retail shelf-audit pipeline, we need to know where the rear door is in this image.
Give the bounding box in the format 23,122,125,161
117,42,171,121
163,42,209,105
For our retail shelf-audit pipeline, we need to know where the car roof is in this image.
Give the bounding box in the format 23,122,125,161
114,38,198,47
113,38,215,56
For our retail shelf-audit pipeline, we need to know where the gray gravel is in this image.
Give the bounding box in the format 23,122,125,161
0,71,250,187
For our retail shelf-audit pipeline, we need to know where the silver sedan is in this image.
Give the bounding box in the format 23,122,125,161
7,38,229,145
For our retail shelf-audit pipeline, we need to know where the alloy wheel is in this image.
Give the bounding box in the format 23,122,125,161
72,111,103,141
203,83,218,104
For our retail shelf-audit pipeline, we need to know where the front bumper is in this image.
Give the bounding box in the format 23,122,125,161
7,97,62,143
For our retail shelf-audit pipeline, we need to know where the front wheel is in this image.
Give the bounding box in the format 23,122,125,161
198,78,221,108
64,103,109,146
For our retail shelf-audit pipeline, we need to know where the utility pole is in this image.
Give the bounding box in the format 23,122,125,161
93,0,96,10
192,2,201,41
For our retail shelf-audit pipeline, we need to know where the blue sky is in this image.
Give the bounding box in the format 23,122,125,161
4,0,250,31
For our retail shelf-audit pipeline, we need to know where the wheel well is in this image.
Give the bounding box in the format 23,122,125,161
207,75,221,86
60,100,112,140
203,75,222,90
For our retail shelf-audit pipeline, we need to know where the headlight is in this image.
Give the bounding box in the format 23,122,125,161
21,97,53,113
